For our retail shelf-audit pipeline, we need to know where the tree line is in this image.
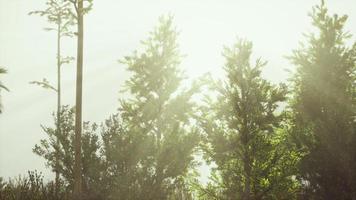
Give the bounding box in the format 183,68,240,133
0,0,355,199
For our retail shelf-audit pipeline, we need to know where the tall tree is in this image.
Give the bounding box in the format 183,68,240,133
74,1,84,197
29,0,75,195
67,0,93,198
118,16,200,199
289,1,356,199
0,66,9,114
198,40,300,200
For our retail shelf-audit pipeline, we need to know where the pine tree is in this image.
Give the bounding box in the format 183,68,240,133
289,1,356,199
118,16,200,200
198,39,300,199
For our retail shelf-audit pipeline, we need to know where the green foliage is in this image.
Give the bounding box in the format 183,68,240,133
29,0,75,37
99,114,146,200
29,0,75,93
116,15,200,199
33,106,105,199
289,1,356,199
31,16,200,200
198,39,300,199
6,1,356,199
0,171,69,200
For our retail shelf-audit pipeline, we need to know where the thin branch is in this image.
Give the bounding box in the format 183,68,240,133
29,78,58,93
68,0,78,14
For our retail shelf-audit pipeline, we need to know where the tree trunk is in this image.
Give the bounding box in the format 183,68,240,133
55,18,61,199
74,0,84,199
243,152,251,200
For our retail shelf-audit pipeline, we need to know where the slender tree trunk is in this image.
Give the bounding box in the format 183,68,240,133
242,129,251,200
243,152,251,200
55,18,62,199
74,0,84,199
241,87,251,200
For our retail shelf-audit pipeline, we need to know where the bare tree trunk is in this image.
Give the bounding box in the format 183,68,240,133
74,0,84,199
55,18,62,199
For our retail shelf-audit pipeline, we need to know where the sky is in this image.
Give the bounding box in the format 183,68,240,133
0,0,355,182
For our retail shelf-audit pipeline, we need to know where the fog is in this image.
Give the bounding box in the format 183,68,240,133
0,0,355,183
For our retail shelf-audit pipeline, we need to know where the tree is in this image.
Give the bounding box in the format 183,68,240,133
118,15,200,199
198,40,300,199
100,114,199,200
100,114,147,200
289,1,356,199
0,67,9,114
29,0,75,195
33,105,104,200
66,0,93,198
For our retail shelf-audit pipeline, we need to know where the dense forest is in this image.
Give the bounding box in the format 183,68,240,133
0,0,355,200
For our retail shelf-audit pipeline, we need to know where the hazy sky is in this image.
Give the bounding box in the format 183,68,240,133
1,0,355,181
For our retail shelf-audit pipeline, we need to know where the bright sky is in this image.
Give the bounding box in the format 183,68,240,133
0,0,355,182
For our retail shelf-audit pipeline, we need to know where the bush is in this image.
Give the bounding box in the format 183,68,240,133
0,171,70,200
